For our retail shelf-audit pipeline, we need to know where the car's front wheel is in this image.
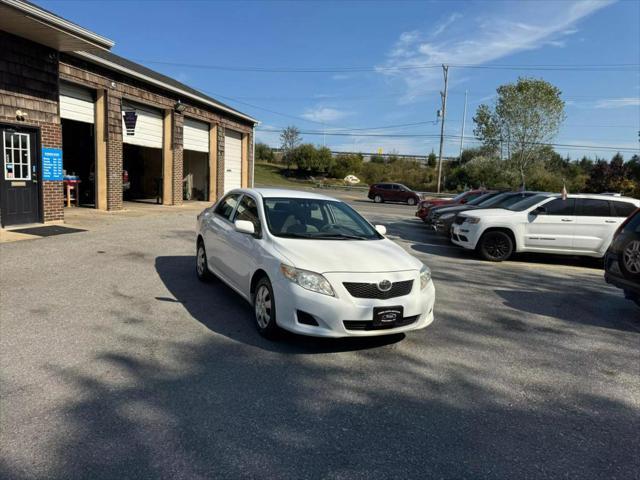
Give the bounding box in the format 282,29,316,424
196,241,214,282
253,277,280,338
374,194,384,203
407,197,417,206
478,231,514,262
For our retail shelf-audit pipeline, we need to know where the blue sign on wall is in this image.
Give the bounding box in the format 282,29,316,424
42,148,63,181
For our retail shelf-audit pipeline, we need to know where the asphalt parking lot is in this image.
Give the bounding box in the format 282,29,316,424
1,193,639,479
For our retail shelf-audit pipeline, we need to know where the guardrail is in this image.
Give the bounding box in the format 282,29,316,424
312,182,453,198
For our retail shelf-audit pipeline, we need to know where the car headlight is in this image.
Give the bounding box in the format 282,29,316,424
440,212,455,220
464,216,481,224
280,264,335,296
420,265,432,290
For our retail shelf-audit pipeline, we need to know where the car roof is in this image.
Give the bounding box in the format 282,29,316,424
236,188,340,201
549,193,639,203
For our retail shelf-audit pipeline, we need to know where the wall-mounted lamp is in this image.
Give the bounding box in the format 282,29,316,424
110,81,117,89
15,110,27,121
174,100,187,113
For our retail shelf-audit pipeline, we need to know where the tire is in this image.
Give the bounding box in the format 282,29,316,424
407,197,417,206
253,277,280,339
478,230,514,262
619,239,640,281
196,240,214,282
374,195,384,203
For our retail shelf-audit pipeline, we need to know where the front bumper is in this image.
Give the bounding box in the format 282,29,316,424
450,223,480,249
272,270,436,337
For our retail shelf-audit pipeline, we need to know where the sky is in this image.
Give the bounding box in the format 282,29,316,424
40,0,640,159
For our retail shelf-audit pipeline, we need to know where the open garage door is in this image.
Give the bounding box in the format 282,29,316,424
60,82,96,206
224,129,242,193
121,100,163,149
183,118,210,201
60,82,95,124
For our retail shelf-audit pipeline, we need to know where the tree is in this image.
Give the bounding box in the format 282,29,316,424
329,153,363,179
280,126,301,171
474,77,565,190
427,151,437,168
292,144,318,172
255,142,274,163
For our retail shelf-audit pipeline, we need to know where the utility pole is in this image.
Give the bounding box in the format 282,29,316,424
458,89,468,159
436,64,449,193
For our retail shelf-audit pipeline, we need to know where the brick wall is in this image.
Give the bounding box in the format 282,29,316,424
172,112,184,205
0,32,63,224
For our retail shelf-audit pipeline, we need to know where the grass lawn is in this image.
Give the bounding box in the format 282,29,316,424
253,163,314,188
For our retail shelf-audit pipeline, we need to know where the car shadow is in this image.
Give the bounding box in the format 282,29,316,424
154,255,405,354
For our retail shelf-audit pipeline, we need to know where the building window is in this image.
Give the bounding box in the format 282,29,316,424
3,132,31,180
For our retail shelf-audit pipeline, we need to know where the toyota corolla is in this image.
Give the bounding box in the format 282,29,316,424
196,188,436,338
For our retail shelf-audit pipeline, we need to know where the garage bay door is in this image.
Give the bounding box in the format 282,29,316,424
224,129,242,192
59,82,94,124
183,118,209,152
122,100,163,149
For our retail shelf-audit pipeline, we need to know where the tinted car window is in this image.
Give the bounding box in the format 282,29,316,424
507,194,551,211
575,198,611,217
624,211,640,233
486,193,535,208
612,201,637,218
215,194,240,220
543,198,575,215
464,192,484,202
234,195,261,236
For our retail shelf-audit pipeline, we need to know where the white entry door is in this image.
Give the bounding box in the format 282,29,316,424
224,129,242,193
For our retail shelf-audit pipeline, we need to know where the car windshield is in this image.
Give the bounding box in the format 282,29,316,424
451,191,470,202
506,194,552,211
467,192,496,206
263,197,382,240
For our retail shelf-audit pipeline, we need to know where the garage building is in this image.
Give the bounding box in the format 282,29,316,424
0,0,257,227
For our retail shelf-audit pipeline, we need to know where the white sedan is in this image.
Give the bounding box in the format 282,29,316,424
195,188,436,338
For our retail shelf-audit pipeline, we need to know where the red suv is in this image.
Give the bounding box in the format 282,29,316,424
415,189,487,222
368,183,421,205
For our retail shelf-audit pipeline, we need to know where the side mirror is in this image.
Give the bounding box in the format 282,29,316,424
375,225,387,235
531,206,547,216
235,219,255,235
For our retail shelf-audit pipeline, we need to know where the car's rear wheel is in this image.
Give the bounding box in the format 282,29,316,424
253,277,280,339
620,239,640,279
478,231,513,262
196,240,214,282
374,194,384,203
407,197,417,206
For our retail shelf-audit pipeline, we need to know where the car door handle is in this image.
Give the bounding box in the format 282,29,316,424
561,219,573,222
605,220,616,223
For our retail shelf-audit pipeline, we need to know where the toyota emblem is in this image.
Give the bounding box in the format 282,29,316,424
377,280,392,292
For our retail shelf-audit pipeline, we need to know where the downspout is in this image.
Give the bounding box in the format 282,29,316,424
251,124,256,187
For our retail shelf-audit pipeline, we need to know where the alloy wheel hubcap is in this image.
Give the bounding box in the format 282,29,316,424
487,236,508,258
255,285,272,329
623,240,640,274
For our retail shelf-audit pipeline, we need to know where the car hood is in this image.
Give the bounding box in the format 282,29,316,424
272,237,422,274
460,208,514,219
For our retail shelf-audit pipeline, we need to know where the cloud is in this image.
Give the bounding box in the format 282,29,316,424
377,0,614,102
301,106,352,123
593,97,640,109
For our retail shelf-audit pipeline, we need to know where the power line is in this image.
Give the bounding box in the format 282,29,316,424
255,128,640,152
133,58,639,73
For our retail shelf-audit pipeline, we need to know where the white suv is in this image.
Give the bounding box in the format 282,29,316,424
451,193,640,261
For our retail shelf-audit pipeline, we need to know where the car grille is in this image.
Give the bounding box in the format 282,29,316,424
343,315,419,331
454,216,465,225
343,280,413,299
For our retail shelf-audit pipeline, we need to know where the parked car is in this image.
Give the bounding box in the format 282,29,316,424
432,191,543,234
196,188,436,338
368,183,421,205
425,191,500,228
605,208,640,307
451,193,640,262
415,189,487,222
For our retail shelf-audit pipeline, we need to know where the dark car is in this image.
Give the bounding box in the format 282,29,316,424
368,183,421,205
433,191,543,233
415,189,487,221
605,208,640,308
425,191,500,228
